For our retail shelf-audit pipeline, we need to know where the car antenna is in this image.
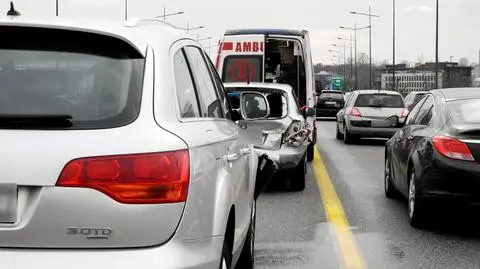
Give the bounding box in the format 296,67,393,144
7,2,20,16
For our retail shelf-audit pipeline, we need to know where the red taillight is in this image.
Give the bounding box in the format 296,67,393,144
346,107,361,117
401,108,409,118
56,150,190,204
215,42,222,69
432,136,475,161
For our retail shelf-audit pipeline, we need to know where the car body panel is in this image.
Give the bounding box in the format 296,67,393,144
387,88,480,207
224,82,309,170
0,18,258,269
0,236,224,269
339,90,406,138
316,90,345,117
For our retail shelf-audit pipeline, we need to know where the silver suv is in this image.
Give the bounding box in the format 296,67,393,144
0,17,274,269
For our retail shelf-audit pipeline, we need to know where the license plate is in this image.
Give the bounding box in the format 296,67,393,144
0,184,17,223
325,101,336,105
371,120,392,128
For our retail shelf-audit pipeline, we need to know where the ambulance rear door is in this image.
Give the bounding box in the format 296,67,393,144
216,34,265,83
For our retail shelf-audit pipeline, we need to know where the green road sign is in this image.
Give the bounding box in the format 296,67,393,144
328,76,344,91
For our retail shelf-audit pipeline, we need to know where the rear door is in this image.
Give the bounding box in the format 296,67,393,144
186,46,252,252
216,34,265,83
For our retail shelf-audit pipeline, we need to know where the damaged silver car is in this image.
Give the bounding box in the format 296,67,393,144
225,82,315,191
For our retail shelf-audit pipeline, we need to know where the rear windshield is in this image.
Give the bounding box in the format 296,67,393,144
447,99,480,124
222,56,263,83
354,94,405,108
0,26,145,129
320,92,344,100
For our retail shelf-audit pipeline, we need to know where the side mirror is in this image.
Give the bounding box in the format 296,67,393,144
303,107,315,117
240,92,270,120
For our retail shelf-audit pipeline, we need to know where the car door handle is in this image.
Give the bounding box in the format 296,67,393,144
240,148,251,155
224,153,239,162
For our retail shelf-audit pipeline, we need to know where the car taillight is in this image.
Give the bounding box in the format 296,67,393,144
401,108,409,118
215,42,222,69
346,107,361,117
282,120,307,146
56,150,190,204
432,136,475,161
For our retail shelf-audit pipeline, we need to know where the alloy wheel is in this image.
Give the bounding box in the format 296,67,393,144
408,174,416,219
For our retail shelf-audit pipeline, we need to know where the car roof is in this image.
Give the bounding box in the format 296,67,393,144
223,82,293,94
0,17,192,56
354,90,402,95
224,28,306,37
435,88,480,102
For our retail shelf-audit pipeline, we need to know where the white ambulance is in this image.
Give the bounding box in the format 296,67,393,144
215,29,317,161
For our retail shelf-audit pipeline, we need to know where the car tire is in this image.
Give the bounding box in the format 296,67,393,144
408,169,425,228
220,232,232,269
343,123,356,144
290,154,306,191
384,155,399,199
237,200,256,268
336,124,343,140
307,143,314,162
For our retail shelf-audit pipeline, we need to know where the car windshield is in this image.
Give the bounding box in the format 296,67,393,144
447,98,480,124
0,26,145,129
354,93,405,108
320,92,344,100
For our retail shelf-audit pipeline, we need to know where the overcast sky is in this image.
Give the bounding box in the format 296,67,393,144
4,0,480,65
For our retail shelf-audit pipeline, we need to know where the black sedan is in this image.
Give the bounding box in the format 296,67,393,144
385,88,480,227
316,90,345,117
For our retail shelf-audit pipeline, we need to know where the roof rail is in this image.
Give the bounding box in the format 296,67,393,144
125,17,177,29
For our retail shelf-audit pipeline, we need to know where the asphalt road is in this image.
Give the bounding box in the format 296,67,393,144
254,119,480,269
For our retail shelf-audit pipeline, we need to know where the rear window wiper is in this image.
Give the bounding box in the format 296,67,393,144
0,114,73,128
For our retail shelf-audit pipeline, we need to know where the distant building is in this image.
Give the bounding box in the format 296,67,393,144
472,65,480,86
379,62,472,95
382,71,439,95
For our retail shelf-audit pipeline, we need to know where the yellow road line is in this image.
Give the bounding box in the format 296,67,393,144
313,147,367,269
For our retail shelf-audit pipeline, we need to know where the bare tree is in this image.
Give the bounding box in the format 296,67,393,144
459,57,469,66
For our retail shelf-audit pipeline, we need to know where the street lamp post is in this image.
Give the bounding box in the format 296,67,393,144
333,43,349,90
338,36,355,90
329,50,345,80
340,24,369,90
56,0,58,16
125,0,127,21
157,8,184,20
393,0,396,91
197,36,212,55
178,23,204,33
351,6,380,90
435,0,439,89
